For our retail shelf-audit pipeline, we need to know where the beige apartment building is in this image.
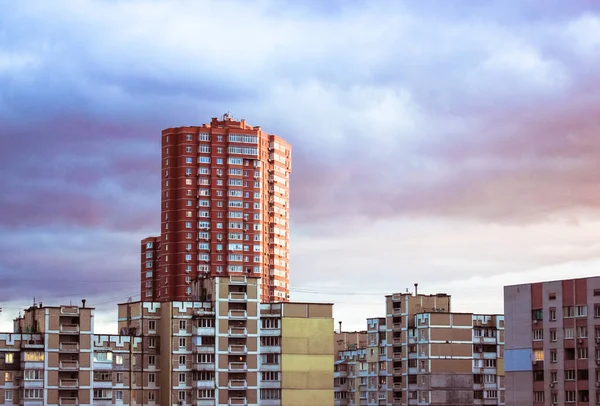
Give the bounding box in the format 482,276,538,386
0,275,333,406
335,288,505,406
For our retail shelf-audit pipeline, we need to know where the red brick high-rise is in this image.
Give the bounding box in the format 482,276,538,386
140,114,291,302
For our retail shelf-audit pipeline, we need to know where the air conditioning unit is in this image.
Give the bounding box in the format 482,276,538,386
596,382,600,387
549,383,554,388
533,319,538,324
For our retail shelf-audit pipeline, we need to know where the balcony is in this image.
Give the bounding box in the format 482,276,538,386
229,292,247,302
260,345,280,354
392,308,402,316
229,345,247,354
393,368,402,375
229,309,247,319
197,380,215,389
59,398,78,406
194,363,215,371
92,400,112,406
196,326,216,336
392,323,402,330
229,275,247,284
59,360,79,370
60,342,80,352
228,327,247,337
393,338,402,345
228,362,247,371
23,379,44,389
229,398,247,406
60,324,80,334
60,306,79,316
260,381,281,389
260,400,280,406
393,353,402,360
228,379,247,389
60,379,79,388
198,400,216,406
261,363,280,372
196,345,215,354
93,380,113,389
260,328,281,336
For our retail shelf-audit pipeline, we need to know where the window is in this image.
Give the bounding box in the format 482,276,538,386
199,157,210,163
115,390,123,400
148,338,156,348
532,329,543,341
550,329,557,342
532,350,544,361
565,370,576,380
185,222,192,228
564,328,574,339
115,355,123,365
576,305,588,317
185,157,192,164
148,373,155,383
198,389,215,399
149,320,156,331
564,306,574,317
179,373,186,383
262,372,280,381
485,390,497,399
94,352,113,362
24,389,43,399
578,347,588,359
550,371,557,382
186,134,192,141
595,304,600,318
260,389,281,400
5,390,12,401
549,308,556,321
178,391,186,401
532,309,543,320
566,390,576,403
116,372,123,383
534,391,544,402
4,353,14,364
179,337,186,348
179,320,186,330
550,350,557,363
24,370,43,380
149,355,156,365
578,326,588,338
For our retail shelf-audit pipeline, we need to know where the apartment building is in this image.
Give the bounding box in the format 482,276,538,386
141,114,292,303
334,331,367,353
504,276,600,406
334,288,505,406
0,276,333,406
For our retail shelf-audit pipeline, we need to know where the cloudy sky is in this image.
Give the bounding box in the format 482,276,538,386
1,0,600,332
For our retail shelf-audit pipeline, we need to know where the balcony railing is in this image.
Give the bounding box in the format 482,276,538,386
59,360,79,370
194,363,215,371
229,292,247,301
59,398,78,405
229,309,247,319
228,380,247,389
229,397,247,406
392,307,402,315
60,342,79,351
228,362,247,371
60,324,80,333
228,327,247,337
229,345,247,354
60,306,79,316
59,379,79,388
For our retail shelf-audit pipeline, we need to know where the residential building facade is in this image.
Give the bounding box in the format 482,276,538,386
0,276,333,406
504,276,600,406
335,289,505,406
140,114,292,303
